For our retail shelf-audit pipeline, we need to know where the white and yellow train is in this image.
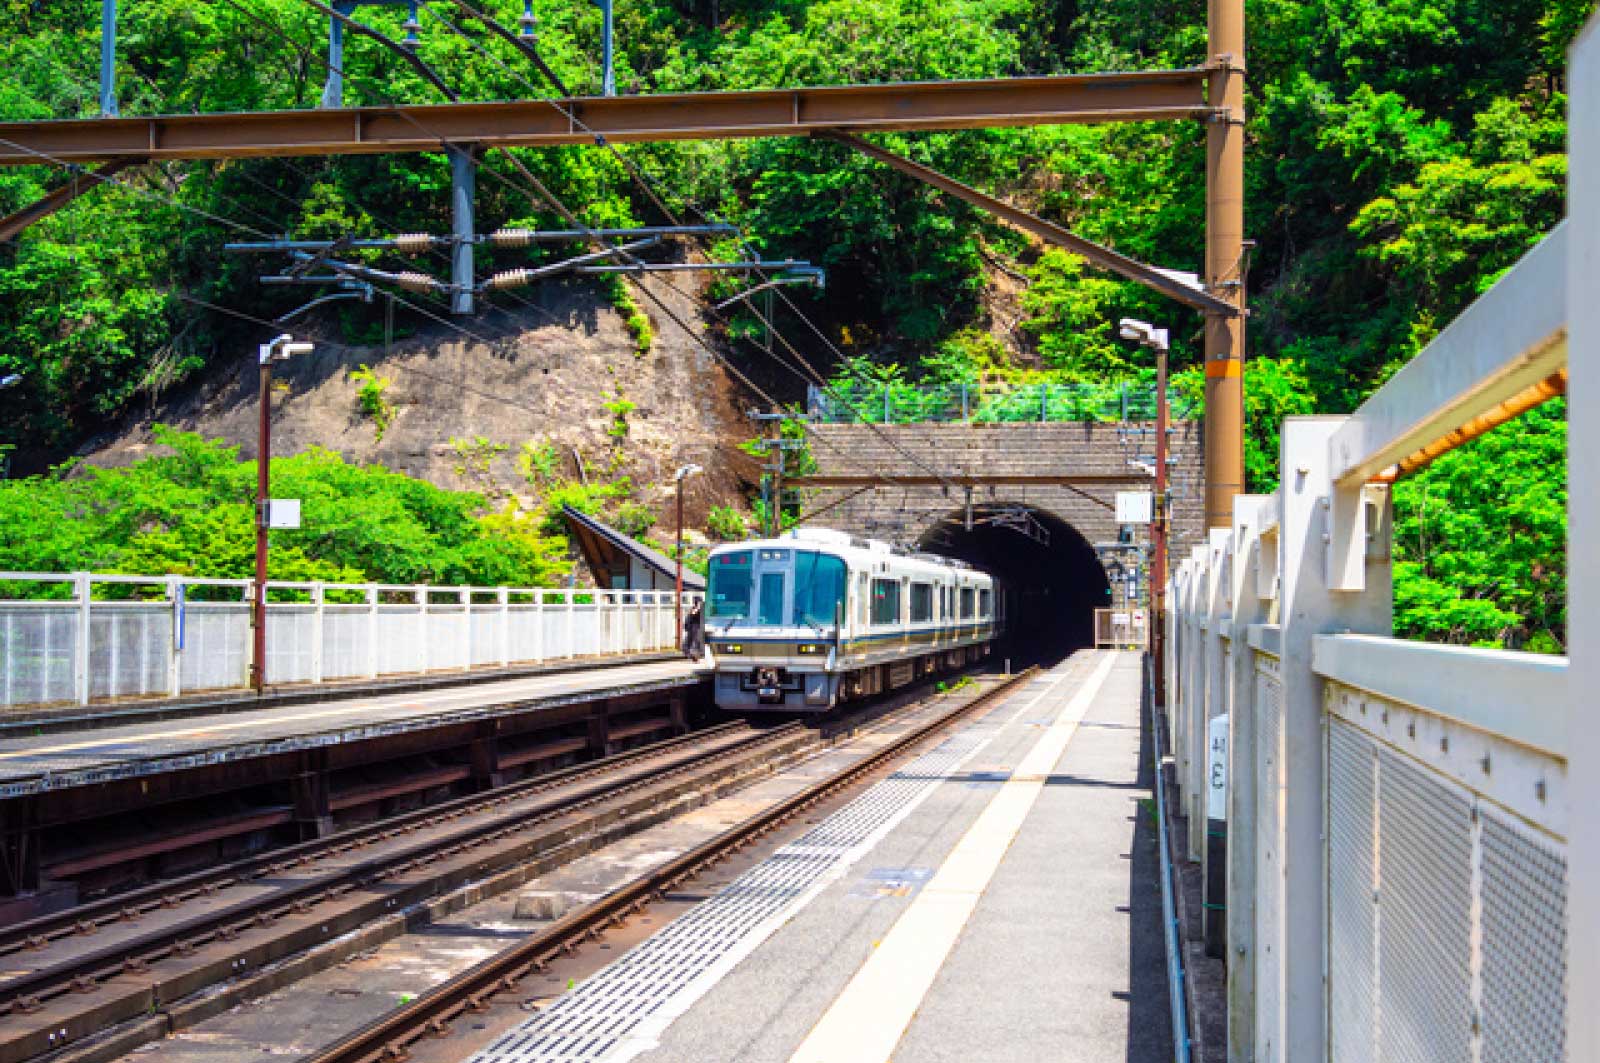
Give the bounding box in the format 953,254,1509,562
704,528,1004,712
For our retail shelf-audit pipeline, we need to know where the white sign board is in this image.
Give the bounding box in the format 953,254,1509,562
1207,714,1229,821
1115,490,1153,525
265,499,302,529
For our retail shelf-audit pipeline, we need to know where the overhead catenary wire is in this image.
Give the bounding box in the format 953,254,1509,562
224,0,920,493
20,0,947,506
390,0,959,491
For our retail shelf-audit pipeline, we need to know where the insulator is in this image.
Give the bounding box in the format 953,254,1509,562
491,228,534,248
393,233,433,255
395,271,439,294
487,269,531,291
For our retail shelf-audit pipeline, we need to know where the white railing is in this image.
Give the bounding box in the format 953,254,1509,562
0,572,696,710
1162,29,1595,1055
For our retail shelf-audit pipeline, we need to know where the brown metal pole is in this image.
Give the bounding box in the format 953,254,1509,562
1204,0,1247,529
675,481,684,638
251,359,272,693
1153,345,1170,708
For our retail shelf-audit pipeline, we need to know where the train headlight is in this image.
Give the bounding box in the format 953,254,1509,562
719,643,744,655
796,643,824,655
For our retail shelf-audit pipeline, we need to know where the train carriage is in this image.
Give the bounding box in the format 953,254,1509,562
703,527,1003,712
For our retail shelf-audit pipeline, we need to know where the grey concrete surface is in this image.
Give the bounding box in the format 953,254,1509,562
630,651,1171,1063
0,659,697,794
895,651,1170,1063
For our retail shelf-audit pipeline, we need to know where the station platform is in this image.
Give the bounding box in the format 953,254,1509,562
476,649,1168,1063
0,659,701,798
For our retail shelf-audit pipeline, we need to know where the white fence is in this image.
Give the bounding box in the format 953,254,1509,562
1164,38,1594,1057
0,572,693,709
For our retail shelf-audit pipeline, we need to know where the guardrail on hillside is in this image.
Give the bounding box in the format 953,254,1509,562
0,572,696,710
806,379,1167,424
1164,218,1576,1058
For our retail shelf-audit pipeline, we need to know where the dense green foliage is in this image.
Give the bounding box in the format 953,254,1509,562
1392,402,1567,652
0,427,572,586
0,0,1582,647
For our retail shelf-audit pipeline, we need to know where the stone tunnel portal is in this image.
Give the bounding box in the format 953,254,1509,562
917,504,1111,665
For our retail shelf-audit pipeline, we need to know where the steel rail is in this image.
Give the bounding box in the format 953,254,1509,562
0,71,1213,166
0,722,745,960
0,723,785,1016
305,667,1040,1063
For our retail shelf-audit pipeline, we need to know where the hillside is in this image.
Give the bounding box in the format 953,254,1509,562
0,0,1582,647
84,275,757,529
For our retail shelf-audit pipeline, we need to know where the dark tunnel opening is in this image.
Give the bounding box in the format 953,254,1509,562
918,504,1111,666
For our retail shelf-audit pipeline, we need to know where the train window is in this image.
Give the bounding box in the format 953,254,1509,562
871,578,901,625
979,589,992,618
794,552,848,627
960,587,975,619
708,551,753,619
910,582,933,622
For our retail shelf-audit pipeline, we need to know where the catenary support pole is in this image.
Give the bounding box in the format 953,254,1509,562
321,7,346,108
1153,343,1169,707
99,0,118,117
451,145,476,314
252,357,273,693
1204,0,1246,528
675,481,685,637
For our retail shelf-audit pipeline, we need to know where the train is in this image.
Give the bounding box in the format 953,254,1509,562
702,527,1004,713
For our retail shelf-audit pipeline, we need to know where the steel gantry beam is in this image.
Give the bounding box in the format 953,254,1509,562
0,70,1213,166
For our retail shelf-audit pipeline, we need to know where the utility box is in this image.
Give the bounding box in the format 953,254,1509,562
1115,490,1153,524
263,499,302,529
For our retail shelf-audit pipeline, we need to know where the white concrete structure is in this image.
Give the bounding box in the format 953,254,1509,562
0,572,693,708
1166,20,1593,1052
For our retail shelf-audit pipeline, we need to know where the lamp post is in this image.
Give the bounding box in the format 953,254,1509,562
1118,319,1169,707
252,334,313,693
673,463,704,638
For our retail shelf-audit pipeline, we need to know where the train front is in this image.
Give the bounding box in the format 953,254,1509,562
703,541,848,712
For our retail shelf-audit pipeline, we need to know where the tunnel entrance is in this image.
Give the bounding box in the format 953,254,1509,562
918,504,1111,666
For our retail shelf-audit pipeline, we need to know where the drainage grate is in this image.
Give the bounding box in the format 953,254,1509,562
471,725,996,1063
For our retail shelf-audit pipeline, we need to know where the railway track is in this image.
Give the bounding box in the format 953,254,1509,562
306,666,1038,1063
0,670,1015,1063
0,721,810,1063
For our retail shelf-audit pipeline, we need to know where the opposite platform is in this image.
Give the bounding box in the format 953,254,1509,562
0,659,702,797
472,649,1169,1063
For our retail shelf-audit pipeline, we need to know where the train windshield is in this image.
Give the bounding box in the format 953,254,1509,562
708,551,753,619
794,552,847,628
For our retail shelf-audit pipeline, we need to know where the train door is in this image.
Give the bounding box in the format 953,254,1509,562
753,548,791,627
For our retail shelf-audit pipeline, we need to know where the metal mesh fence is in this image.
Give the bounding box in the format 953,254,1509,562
1479,809,1567,1062
1328,720,1378,1063
1,581,688,708
88,606,171,700
1325,683,1568,1063
0,607,76,707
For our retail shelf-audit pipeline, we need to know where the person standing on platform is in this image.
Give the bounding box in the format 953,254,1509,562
681,599,706,661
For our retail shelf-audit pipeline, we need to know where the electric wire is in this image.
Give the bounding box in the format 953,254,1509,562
392,1,957,488
227,0,923,494
14,1,939,506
